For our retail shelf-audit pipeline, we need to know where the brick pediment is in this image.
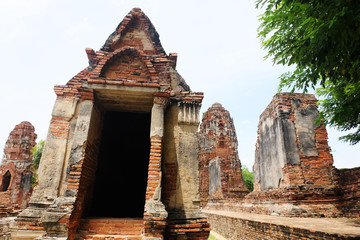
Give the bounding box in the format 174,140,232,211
88,47,159,85
101,8,165,56
101,50,150,80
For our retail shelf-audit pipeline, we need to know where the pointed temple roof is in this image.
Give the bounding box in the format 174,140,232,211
101,8,165,55
54,8,203,106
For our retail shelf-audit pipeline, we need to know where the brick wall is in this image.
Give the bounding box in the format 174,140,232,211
242,93,342,217
165,218,210,240
205,211,359,240
254,93,336,191
101,49,150,81
337,167,360,217
162,104,178,209
199,103,248,207
67,103,103,239
78,218,144,239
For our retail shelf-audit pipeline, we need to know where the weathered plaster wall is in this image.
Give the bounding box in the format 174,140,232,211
162,103,203,219
161,102,210,239
253,115,299,190
253,93,336,192
31,97,80,204
209,159,221,196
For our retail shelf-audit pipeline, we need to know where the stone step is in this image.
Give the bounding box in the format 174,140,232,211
78,218,144,237
79,234,143,239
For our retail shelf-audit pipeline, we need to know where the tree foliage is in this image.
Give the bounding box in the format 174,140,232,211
31,140,45,186
242,165,254,192
256,0,360,144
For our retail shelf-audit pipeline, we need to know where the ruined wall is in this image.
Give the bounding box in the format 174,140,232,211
244,93,340,217
0,121,36,216
337,167,360,217
253,93,336,192
198,103,248,207
232,92,359,218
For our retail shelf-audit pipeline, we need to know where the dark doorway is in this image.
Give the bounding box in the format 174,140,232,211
2,171,11,191
89,111,151,218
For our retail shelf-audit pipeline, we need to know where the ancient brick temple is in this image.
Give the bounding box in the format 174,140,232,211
247,93,359,217
14,8,209,240
253,93,337,192
197,93,359,220
199,103,248,207
0,121,37,216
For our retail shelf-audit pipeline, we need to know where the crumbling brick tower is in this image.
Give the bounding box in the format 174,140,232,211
0,121,36,216
251,93,339,217
199,103,248,207
14,8,209,240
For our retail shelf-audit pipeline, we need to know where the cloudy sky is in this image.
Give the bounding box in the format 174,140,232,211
0,0,358,169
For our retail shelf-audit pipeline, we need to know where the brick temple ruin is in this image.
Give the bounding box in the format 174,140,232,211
202,93,359,219
0,121,37,217
249,93,341,217
12,8,209,240
198,103,248,207
248,93,360,217
203,93,360,239
0,7,359,240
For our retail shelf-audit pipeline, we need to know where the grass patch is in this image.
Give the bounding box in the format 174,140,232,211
208,233,218,240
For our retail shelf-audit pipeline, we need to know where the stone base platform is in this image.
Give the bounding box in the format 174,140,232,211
203,210,360,240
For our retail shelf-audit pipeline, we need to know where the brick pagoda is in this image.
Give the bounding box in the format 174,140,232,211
199,103,248,207
0,121,37,216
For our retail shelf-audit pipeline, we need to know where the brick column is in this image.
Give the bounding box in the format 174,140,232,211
40,99,94,239
30,96,80,204
143,93,169,239
164,102,210,240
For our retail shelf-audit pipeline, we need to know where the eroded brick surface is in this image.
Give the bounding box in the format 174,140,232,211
242,93,359,218
253,93,336,191
199,103,248,207
14,8,207,240
336,167,360,217
0,121,37,216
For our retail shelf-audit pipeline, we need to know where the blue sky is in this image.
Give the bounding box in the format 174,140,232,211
0,0,358,169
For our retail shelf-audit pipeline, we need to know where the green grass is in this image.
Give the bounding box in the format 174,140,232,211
208,233,218,240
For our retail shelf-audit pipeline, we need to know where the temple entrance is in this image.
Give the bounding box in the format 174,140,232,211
2,170,11,191
89,111,151,218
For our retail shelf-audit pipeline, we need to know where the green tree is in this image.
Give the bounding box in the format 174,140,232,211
31,140,45,186
256,0,360,144
242,165,254,192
